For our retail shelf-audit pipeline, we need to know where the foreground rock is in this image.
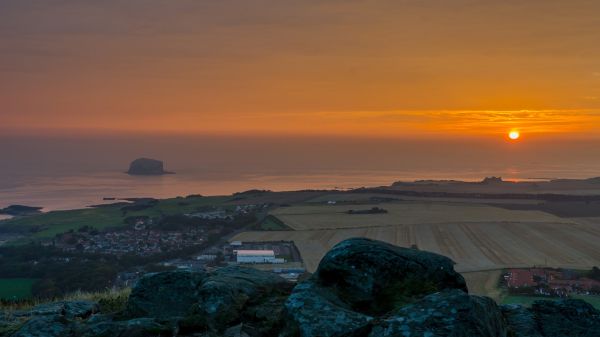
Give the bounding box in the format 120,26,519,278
282,238,486,337
6,301,98,337
125,270,206,319
125,266,293,336
502,300,600,337
371,289,507,337
126,158,173,175
3,238,599,337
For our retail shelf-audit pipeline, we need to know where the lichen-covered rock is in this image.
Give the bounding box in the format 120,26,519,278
125,270,206,319
370,289,507,337
23,301,98,319
78,317,174,337
316,238,467,314
502,299,600,337
282,281,372,337
500,304,543,337
181,266,292,334
283,238,470,337
10,315,73,337
8,301,99,337
534,300,600,337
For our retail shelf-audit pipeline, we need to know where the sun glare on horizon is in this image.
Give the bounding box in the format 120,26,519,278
508,130,520,140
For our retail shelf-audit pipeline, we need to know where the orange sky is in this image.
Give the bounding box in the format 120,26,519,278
1,1,600,138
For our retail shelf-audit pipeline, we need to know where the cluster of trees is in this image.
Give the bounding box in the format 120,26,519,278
588,267,600,281
0,244,123,299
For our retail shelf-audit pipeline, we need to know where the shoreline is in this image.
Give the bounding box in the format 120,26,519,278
3,175,600,217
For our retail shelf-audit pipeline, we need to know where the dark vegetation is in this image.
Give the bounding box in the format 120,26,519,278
346,207,388,215
253,215,291,231
589,267,600,281
0,205,42,216
355,187,600,202
233,189,272,196
496,200,600,217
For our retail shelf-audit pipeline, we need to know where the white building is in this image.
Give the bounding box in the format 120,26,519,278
235,250,285,264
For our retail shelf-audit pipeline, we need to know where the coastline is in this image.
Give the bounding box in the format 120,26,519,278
3,174,600,217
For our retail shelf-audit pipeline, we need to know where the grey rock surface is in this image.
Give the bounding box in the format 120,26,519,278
502,299,600,337
181,266,292,334
125,270,206,319
370,289,507,337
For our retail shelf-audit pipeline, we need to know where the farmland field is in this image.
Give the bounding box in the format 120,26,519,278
233,201,600,273
0,278,36,300
270,202,573,230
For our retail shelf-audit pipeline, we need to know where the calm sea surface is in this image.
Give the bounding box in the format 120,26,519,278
2,166,600,213
2,134,600,213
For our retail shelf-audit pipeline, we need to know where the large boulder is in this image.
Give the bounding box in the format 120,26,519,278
502,299,600,337
125,270,206,319
316,238,467,315
370,289,507,337
282,238,470,337
126,158,172,175
181,266,293,334
124,267,292,335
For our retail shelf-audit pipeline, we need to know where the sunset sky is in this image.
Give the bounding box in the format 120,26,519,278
2,1,600,138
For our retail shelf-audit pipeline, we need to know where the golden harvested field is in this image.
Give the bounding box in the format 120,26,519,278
233,201,600,297
232,220,600,273
306,193,543,205
462,270,504,301
271,202,572,230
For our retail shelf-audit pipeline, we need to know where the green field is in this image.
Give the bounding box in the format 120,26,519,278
256,215,291,231
0,278,36,300
0,196,229,242
502,294,600,310
571,294,600,309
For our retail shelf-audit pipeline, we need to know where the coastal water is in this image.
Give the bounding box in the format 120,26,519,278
2,166,600,212
2,133,600,212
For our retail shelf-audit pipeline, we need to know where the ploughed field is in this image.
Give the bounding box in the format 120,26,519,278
231,200,600,274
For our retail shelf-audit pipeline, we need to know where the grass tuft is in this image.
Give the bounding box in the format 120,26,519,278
0,287,131,314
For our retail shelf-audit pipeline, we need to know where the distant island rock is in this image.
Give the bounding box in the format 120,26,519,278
127,158,174,175
0,205,43,216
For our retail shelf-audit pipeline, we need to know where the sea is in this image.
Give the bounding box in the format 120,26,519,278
2,133,600,216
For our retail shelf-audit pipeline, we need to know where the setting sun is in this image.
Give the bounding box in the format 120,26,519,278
509,130,520,140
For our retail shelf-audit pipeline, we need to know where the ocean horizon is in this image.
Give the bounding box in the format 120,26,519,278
3,133,600,212
3,167,600,214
